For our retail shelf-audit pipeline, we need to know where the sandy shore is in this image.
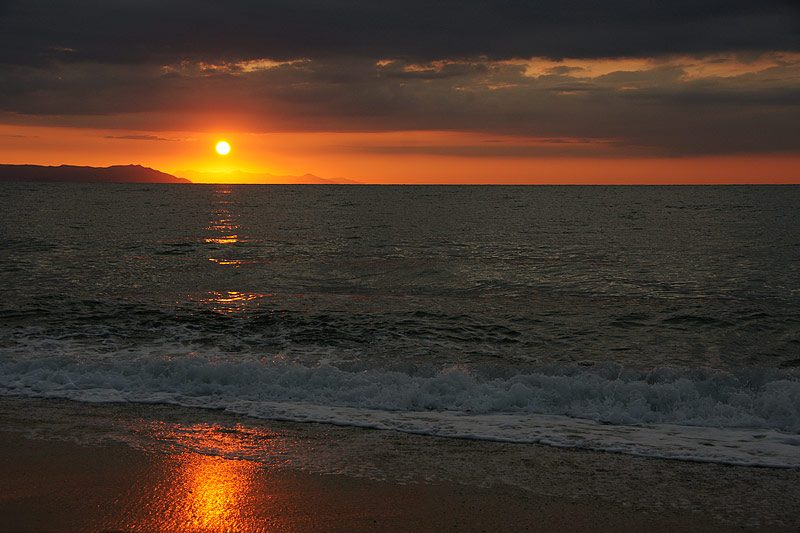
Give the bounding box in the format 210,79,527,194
1,398,798,532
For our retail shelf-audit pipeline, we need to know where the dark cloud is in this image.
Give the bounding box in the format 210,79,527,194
1,1,797,158
1,0,797,67
104,135,180,141
1,52,798,156
326,141,624,158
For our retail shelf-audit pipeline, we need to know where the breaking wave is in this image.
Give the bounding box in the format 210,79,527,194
2,353,798,467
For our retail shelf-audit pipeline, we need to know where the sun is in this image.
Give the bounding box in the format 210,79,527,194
215,141,231,155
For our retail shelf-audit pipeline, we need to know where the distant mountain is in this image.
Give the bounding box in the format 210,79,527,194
177,170,359,184
0,164,191,183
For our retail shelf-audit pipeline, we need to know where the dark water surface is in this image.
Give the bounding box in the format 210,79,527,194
1,184,799,465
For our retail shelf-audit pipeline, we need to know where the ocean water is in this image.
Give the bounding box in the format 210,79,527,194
1,183,799,467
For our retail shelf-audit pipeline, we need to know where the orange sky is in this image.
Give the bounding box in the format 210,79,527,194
2,2,799,185
2,38,799,185
1,123,798,184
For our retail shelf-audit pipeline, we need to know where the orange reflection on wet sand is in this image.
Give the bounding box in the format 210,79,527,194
114,422,296,532
176,453,263,532
116,451,272,532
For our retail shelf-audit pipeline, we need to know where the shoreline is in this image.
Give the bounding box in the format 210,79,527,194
1,397,798,531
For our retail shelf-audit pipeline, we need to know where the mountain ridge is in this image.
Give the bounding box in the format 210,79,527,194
0,164,361,185
0,164,190,183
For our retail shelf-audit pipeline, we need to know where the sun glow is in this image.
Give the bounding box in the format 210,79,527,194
216,141,231,155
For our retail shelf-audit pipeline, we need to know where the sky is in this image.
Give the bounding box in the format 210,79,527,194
1,0,798,183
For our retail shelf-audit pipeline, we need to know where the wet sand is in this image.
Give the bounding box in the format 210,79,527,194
0,433,730,532
0,398,798,531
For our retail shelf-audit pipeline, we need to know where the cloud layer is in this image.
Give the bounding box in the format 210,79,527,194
3,0,798,65
1,0,798,158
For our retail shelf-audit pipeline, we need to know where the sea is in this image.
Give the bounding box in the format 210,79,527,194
1,183,799,471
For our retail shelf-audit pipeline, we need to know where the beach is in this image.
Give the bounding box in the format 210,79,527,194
1,397,798,532
3,0,799,523
1,184,798,530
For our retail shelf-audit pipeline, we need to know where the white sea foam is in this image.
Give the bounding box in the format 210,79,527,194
1,354,798,467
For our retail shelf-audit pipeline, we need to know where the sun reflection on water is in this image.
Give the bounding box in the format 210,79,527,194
188,290,274,314
208,258,262,266
204,188,248,254
204,235,240,244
